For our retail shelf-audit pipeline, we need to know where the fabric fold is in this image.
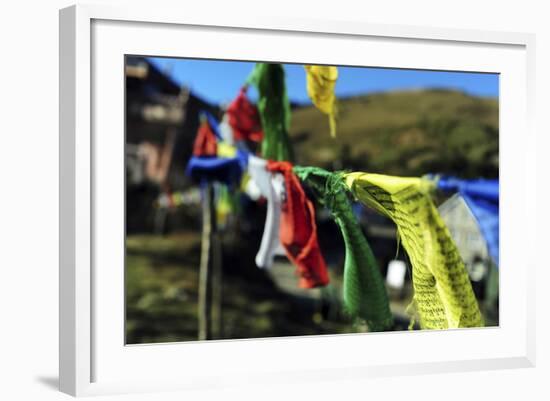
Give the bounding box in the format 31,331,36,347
344,172,483,330
294,166,393,331
266,161,329,288
248,155,282,269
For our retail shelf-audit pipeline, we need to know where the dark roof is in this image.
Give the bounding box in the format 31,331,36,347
126,56,181,96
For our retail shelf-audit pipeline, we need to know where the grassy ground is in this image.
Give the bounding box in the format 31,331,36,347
125,232,418,344
126,233,349,343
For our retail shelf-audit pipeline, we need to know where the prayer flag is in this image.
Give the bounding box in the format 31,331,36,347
344,172,483,329
267,161,329,288
304,65,338,137
295,166,393,331
247,63,293,161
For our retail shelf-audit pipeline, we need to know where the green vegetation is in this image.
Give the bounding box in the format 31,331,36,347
290,89,498,178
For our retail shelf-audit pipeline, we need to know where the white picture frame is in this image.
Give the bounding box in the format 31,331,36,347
59,3,536,397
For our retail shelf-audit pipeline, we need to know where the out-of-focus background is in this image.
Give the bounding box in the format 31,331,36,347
125,56,499,344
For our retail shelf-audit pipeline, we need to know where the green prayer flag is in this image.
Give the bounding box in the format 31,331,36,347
246,63,293,161
294,166,393,331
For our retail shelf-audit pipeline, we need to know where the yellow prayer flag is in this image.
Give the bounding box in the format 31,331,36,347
216,142,237,158
304,65,338,137
344,172,483,330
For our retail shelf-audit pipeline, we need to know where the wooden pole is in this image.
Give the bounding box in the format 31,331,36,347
198,183,214,340
198,182,225,340
211,228,223,339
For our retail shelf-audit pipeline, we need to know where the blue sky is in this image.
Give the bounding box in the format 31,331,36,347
148,57,498,106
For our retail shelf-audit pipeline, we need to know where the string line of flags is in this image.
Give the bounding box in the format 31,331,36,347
182,62,499,331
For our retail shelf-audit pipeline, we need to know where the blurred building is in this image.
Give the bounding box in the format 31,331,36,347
125,56,219,233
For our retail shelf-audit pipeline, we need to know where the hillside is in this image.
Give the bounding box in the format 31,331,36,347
289,89,499,178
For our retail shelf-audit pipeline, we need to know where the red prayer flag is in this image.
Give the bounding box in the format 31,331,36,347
227,88,264,142
266,160,330,288
192,121,218,157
